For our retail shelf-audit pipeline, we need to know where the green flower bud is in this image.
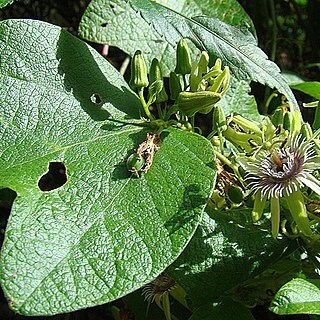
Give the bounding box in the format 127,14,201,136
149,58,168,102
283,111,292,131
148,80,163,105
301,122,313,140
190,51,209,91
290,110,302,136
232,115,262,135
285,190,312,236
169,72,182,100
313,101,320,130
129,50,149,89
252,191,266,222
203,58,222,80
175,39,192,75
271,108,285,127
212,105,227,132
227,185,244,204
208,66,230,95
176,91,221,117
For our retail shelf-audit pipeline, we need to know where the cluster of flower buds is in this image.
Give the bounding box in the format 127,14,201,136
129,50,169,121
172,39,231,117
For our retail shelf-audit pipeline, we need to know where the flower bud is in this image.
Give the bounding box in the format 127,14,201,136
283,111,292,131
212,105,227,132
208,66,230,95
203,58,222,80
149,58,168,102
148,80,163,105
169,72,182,100
190,51,209,91
271,108,285,127
301,122,313,140
175,39,192,75
176,91,221,117
290,110,302,136
313,101,320,130
129,50,149,89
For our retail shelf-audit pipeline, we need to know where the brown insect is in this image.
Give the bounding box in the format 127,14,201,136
136,133,161,173
126,133,161,177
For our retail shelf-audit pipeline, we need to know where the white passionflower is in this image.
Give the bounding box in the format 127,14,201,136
244,135,320,238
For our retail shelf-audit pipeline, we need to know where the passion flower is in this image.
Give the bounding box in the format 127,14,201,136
244,135,320,238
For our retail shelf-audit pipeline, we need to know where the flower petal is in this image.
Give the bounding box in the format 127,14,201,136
299,174,320,195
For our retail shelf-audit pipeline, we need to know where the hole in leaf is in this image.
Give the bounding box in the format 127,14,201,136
38,162,67,191
100,22,108,28
110,3,115,9
90,93,102,104
0,188,17,245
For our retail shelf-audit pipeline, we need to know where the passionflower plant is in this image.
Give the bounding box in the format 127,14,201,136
244,135,320,238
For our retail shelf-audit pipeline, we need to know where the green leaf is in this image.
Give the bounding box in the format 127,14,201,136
78,0,299,110
154,0,256,35
291,81,320,100
0,0,14,9
270,278,320,315
0,19,216,316
218,79,262,122
190,298,255,320
167,206,296,308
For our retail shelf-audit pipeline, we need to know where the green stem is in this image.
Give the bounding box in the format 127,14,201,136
138,88,154,120
218,130,225,154
156,102,163,119
190,116,195,131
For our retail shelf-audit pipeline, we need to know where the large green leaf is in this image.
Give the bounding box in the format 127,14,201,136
0,19,216,315
155,0,256,35
218,79,262,122
167,206,296,308
291,81,320,100
78,0,299,110
270,278,320,315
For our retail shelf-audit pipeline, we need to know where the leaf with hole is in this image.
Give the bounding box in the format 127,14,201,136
78,0,298,110
0,19,216,315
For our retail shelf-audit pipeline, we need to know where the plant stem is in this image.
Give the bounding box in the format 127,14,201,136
138,87,154,120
